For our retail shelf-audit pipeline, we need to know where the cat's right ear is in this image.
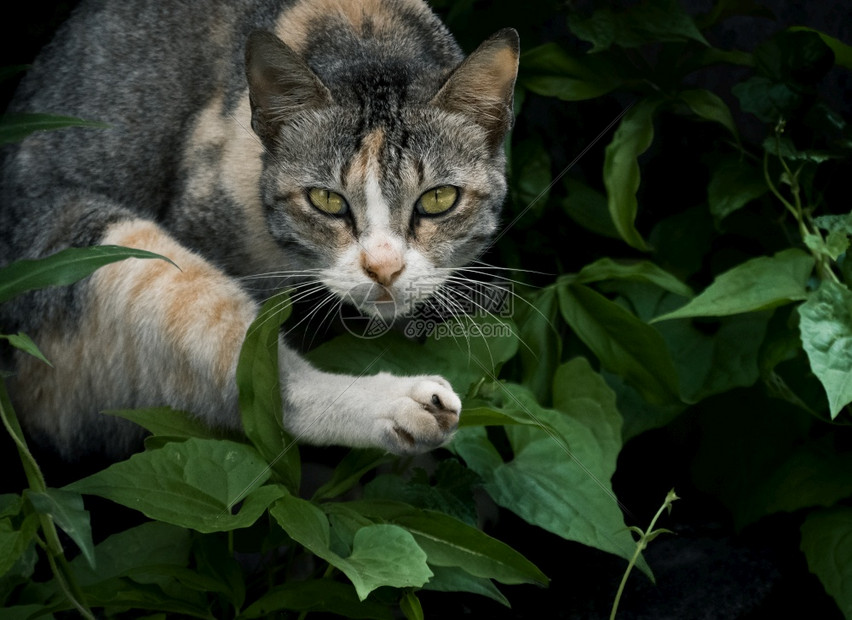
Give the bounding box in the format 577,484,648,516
245,31,332,144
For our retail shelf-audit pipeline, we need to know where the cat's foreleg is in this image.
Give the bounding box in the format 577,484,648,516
279,350,461,454
17,218,460,456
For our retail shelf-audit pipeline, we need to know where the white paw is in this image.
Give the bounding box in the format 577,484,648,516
377,375,461,455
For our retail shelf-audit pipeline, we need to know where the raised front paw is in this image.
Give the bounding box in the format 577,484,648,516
380,375,461,455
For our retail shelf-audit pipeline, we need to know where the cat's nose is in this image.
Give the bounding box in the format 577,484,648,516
361,246,405,287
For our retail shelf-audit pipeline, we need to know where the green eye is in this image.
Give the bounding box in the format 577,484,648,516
308,188,348,215
417,185,459,215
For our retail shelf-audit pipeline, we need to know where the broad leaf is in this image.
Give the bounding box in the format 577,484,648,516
801,507,852,619
454,360,653,579
515,287,562,403
568,0,708,52
270,494,433,600
678,89,739,140
558,282,679,404
106,407,228,440
330,499,547,586
789,27,852,70
0,112,109,145
561,178,621,239
312,449,392,501
238,295,299,492
68,522,191,587
798,281,852,418
26,488,95,569
572,258,693,297
519,43,619,101
423,565,510,607
707,157,768,223
0,515,38,577
510,134,551,217
67,438,285,532
241,579,393,619
603,98,661,251
653,249,814,321
0,245,175,304
308,315,518,395
655,308,772,403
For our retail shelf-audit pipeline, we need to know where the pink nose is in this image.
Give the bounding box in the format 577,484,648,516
361,245,405,286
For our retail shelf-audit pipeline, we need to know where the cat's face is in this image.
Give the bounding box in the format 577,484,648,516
247,29,519,319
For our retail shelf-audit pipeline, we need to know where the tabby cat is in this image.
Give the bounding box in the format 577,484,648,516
0,0,519,460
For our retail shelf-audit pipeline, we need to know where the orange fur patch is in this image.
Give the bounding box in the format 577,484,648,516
274,0,432,53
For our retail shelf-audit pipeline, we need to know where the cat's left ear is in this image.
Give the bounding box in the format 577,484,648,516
431,28,519,149
245,30,333,145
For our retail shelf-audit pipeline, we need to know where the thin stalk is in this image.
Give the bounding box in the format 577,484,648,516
0,379,95,619
610,489,679,620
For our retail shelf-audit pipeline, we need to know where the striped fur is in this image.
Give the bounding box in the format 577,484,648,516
0,0,518,459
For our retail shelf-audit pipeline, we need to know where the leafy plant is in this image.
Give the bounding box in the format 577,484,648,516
3,0,852,617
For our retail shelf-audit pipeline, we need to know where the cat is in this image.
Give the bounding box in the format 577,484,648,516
0,0,519,461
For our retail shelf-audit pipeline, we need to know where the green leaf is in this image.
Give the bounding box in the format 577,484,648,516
561,178,621,239
509,133,551,218
572,258,694,298
753,30,834,85
241,579,393,619
105,406,229,440
312,449,392,501
332,525,433,599
789,27,852,70
603,98,662,251
66,438,285,532
332,499,547,586
568,0,708,53
422,565,510,607
652,249,814,321
813,214,852,261
270,494,433,600
688,398,852,528
519,43,619,101
732,76,801,122
308,314,518,396
0,332,52,366
798,281,852,418
400,591,424,620
801,507,852,619
237,295,300,492
678,89,739,140
26,488,95,570
363,459,480,525
0,515,38,577
656,310,772,403
454,361,653,580
515,287,562,403
0,245,176,304
707,157,768,222
63,521,191,603
558,283,680,404
0,112,109,145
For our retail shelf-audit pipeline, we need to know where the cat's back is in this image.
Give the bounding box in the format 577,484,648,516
3,0,279,211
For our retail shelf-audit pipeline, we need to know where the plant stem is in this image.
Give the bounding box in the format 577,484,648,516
610,489,678,620
0,379,95,619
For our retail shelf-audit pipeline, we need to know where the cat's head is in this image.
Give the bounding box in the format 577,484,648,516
245,26,519,320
